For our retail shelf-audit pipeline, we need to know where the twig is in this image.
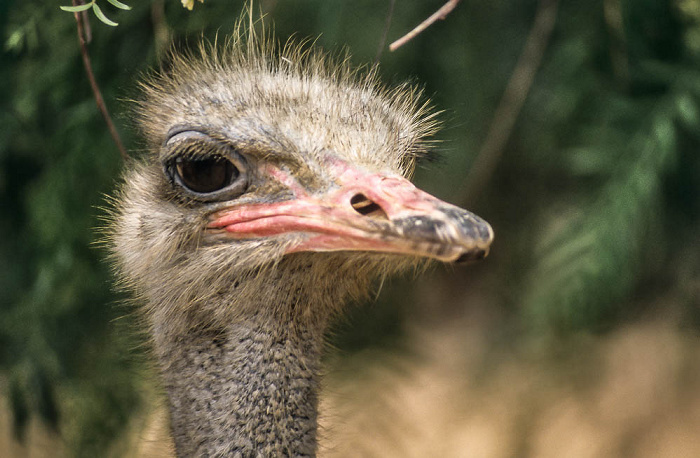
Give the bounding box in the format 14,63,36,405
81,9,92,43
458,0,559,207
374,0,396,64
71,0,129,162
389,0,461,52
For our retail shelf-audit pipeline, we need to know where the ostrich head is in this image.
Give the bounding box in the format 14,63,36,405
108,26,493,456
111,34,492,334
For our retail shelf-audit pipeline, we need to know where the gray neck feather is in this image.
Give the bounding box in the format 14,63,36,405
154,312,326,457
143,255,370,456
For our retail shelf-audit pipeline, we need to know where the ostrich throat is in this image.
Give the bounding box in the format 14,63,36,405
153,258,351,457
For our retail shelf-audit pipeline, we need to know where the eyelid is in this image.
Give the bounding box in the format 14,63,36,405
166,130,211,146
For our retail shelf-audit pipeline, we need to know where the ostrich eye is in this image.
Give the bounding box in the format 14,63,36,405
174,156,239,194
164,130,248,199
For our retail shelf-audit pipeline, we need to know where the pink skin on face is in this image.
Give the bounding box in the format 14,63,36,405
207,159,492,262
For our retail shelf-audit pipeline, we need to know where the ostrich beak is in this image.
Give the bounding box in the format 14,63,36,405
208,162,493,263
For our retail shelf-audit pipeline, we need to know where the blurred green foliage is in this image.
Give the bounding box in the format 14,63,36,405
1,0,699,455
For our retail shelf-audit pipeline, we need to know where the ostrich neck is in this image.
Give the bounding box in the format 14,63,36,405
154,307,328,457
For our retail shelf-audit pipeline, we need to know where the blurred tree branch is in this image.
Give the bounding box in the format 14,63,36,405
604,0,629,88
151,0,171,58
459,0,559,207
374,0,396,63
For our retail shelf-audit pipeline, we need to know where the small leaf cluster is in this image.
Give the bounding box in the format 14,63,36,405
59,0,131,27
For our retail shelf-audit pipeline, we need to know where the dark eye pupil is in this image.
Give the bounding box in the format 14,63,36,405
175,157,238,193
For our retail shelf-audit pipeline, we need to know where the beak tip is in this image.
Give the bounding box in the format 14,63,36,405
453,247,489,264
452,214,493,264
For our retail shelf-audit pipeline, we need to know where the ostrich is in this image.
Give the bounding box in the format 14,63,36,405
109,26,493,457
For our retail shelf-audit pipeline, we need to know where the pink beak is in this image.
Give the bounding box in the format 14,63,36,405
208,162,493,263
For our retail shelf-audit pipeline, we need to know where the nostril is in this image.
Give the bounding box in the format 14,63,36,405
350,193,389,220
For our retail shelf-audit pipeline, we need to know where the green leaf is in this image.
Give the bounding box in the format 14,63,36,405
60,3,93,12
106,0,131,10
92,3,118,26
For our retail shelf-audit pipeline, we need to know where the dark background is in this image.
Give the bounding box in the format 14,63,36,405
1,1,699,456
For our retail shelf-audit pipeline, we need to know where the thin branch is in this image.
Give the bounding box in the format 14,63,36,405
71,0,129,162
374,0,396,64
458,0,559,207
389,0,461,52
81,9,92,43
